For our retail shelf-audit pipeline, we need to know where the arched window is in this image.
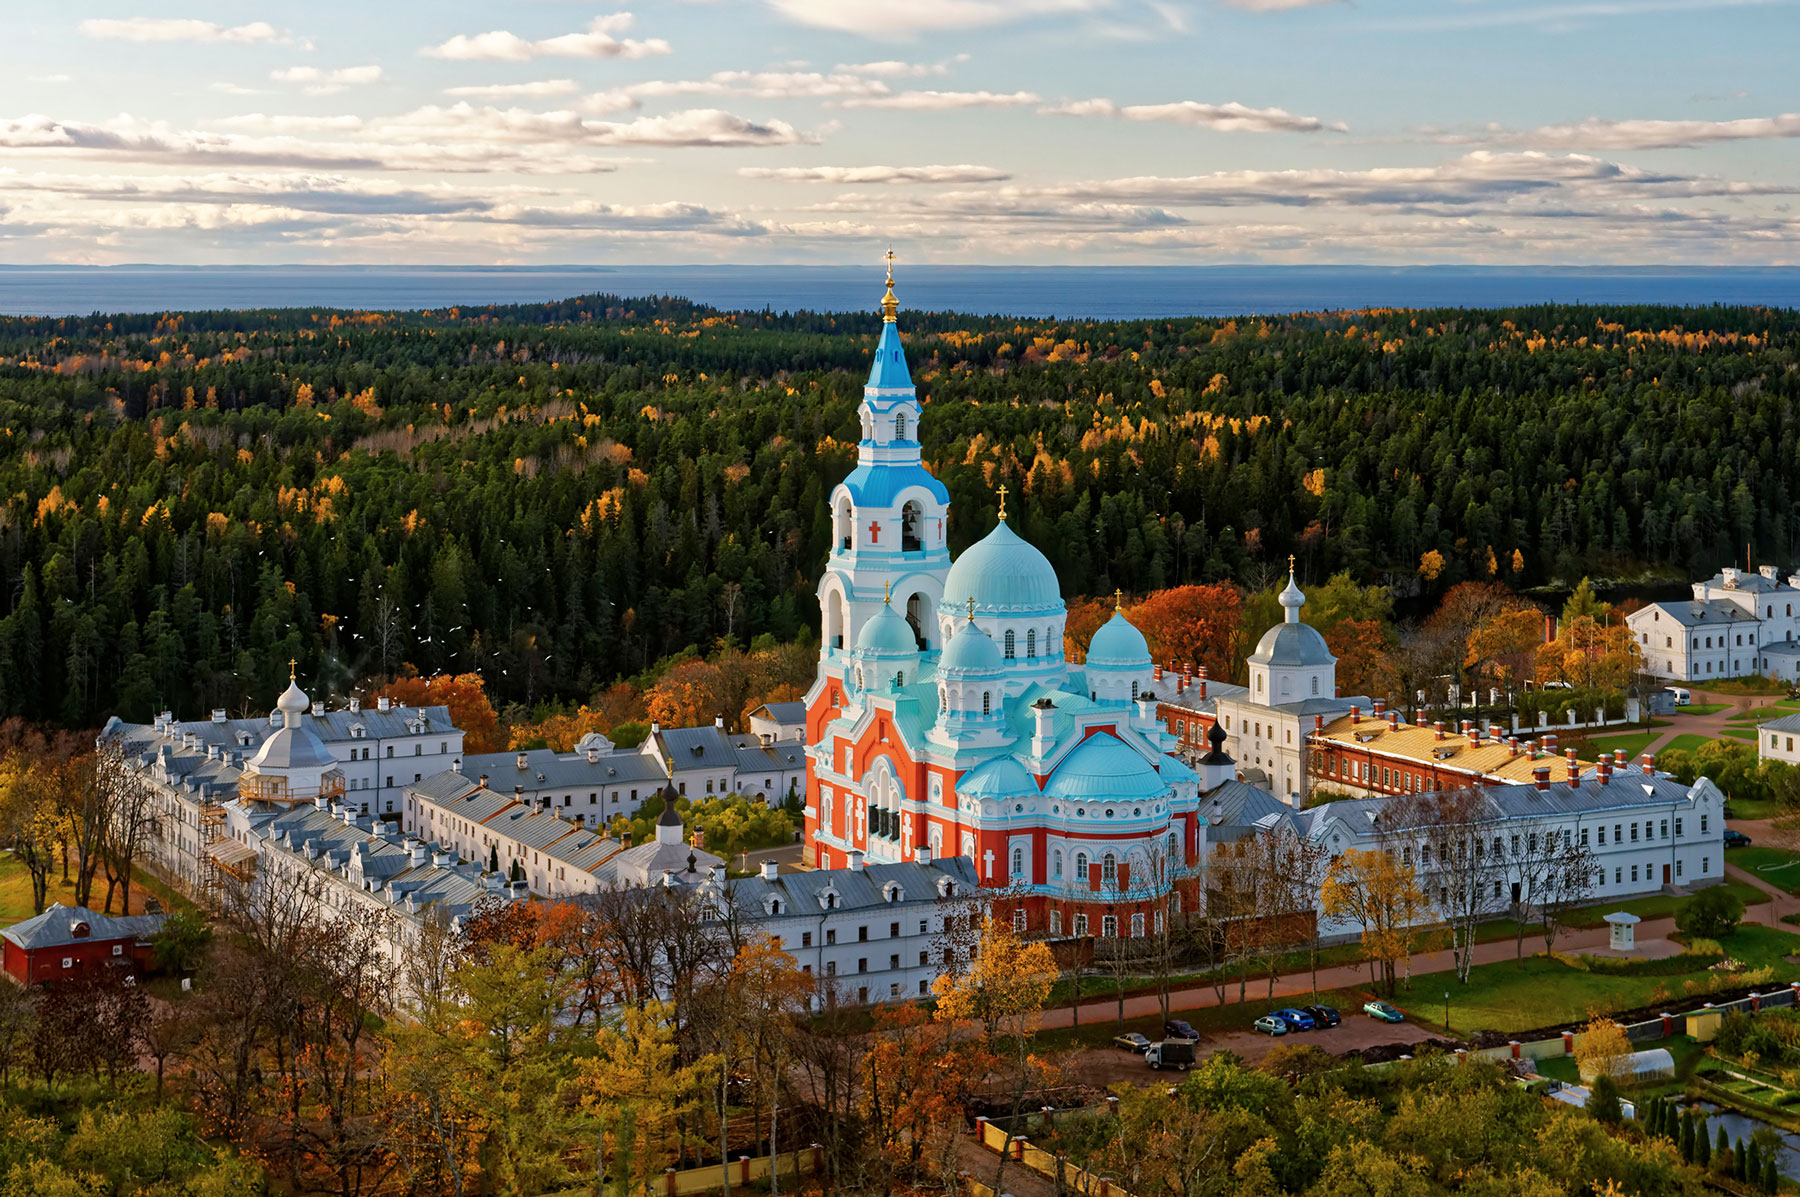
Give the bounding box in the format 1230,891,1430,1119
1256,674,1263,693
1101,914,1118,938
1027,628,1037,658
1011,846,1023,876
939,687,947,712
1053,849,1064,878
856,667,864,690
1130,912,1145,937
894,412,908,440
895,671,905,688
1075,852,1089,879
1312,676,1319,696
769,898,783,915
1012,907,1027,932
1102,853,1117,884
1004,630,1016,659
1131,681,1139,700
982,691,992,716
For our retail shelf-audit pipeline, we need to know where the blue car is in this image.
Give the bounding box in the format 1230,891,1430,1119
1273,1008,1316,1031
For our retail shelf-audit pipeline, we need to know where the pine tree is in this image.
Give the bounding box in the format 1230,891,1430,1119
1697,1115,1711,1166
489,843,499,873
1714,1124,1729,1168
1762,1155,1778,1194
1681,1113,1695,1162
1735,1138,1747,1182
1747,1139,1761,1185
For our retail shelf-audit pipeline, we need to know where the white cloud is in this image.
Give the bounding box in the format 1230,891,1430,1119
423,13,669,61
212,114,368,134
1219,0,1339,10
1519,113,1800,150
833,58,959,76
380,103,815,148
838,90,1041,109
1044,97,1345,133
270,65,385,96
208,83,265,97
78,18,287,44
768,0,1105,36
740,164,1010,183
444,80,583,99
627,70,894,101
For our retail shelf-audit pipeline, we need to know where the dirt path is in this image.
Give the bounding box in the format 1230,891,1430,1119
1640,689,1787,758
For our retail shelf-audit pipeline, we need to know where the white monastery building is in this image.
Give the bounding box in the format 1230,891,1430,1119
1629,566,1800,683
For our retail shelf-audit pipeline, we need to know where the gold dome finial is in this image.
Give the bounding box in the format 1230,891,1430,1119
1288,553,1296,575
883,580,891,604
881,247,898,324
996,483,1008,522
288,657,297,682
966,595,976,621
1114,588,1123,611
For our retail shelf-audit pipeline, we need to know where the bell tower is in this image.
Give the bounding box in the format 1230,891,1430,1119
816,253,951,664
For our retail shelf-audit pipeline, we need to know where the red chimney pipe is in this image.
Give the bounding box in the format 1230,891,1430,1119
1315,714,1325,732
1154,664,1164,681
1373,697,1386,715
1641,753,1656,775
1598,761,1612,786
1387,710,1400,731
1566,748,1580,787
1434,721,1445,741
1614,749,1626,767
1197,678,1207,700
1350,705,1361,724
1533,766,1550,792
1197,665,1209,681
1468,725,1480,747
1545,733,1558,753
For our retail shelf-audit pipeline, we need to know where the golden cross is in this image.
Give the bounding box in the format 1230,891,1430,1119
996,483,1008,521
1114,588,1123,611
884,247,896,283
1288,554,1296,573
288,657,297,681
883,580,891,604
967,595,976,620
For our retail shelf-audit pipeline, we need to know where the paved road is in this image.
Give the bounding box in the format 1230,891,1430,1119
1639,687,1788,758
735,842,805,874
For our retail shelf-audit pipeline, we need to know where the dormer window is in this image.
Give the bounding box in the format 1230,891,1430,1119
767,897,783,916
884,882,904,902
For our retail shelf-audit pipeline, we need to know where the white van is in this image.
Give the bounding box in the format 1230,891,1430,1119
1665,686,1691,706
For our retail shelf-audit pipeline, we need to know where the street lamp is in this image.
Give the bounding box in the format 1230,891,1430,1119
1445,990,1451,1034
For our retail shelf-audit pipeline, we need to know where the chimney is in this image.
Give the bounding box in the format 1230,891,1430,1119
1373,698,1386,715
434,850,457,867
451,758,462,773
1197,676,1207,699
516,752,529,770
1544,733,1558,754
1153,664,1164,681
1387,710,1399,731
1598,761,1612,786
715,715,725,729
1314,714,1325,733
1641,753,1656,775
311,700,324,717
913,845,932,864
623,833,632,849
410,842,428,867
1566,749,1580,787
847,848,865,872
514,784,524,799
1434,721,1445,741
1613,749,1626,768
349,697,360,713
1468,724,1480,747
477,773,489,789
761,859,779,881
587,747,599,763
1350,705,1361,724
1032,698,1057,756
314,794,329,810
211,708,227,723
650,721,661,735
378,696,391,712
1534,766,1550,792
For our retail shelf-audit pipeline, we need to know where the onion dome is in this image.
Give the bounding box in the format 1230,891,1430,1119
942,522,1062,615
940,617,1003,674
1043,734,1168,802
856,595,921,657
1086,610,1151,670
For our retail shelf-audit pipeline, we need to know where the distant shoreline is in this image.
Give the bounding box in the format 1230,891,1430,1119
3,264,1797,319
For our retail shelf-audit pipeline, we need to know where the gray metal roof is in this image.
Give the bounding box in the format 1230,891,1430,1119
1,903,167,950
1644,600,1761,627
754,701,805,724
1761,640,1800,660
654,725,741,773
1759,712,1800,734
1200,780,1298,842
1249,621,1336,668
461,748,666,794
725,856,979,913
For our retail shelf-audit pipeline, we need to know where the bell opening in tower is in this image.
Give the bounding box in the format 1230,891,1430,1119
901,500,923,552
906,592,928,650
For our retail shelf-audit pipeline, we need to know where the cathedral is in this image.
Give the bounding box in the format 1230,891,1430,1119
801,263,1232,934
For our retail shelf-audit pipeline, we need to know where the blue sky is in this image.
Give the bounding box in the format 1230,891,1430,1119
2,0,1797,264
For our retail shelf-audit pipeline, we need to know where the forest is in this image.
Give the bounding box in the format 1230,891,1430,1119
0,295,1794,727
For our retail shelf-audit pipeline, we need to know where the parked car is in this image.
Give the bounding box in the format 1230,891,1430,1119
1113,1032,1152,1054
1253,1015,1288,1036
1724,829,1752,848
1302,1004,1341,1028
1164,1019,1200,1041
1364,1000,1404,1023
1273,1008,1316,1031
1145,1039,1197,1071
1665,686,1692,706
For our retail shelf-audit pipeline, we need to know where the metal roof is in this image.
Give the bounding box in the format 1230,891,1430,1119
2,903,167,950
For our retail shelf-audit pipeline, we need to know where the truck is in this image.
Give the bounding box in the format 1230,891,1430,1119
1145,1039,1196,1071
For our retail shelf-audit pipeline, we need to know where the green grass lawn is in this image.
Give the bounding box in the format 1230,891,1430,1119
0,848,185,925
1662,733,1721,755
1722,727,1759,742
1726,846,1800,893
1423,923,1800,1037
1589,732,1660,760
1676,703,1731,717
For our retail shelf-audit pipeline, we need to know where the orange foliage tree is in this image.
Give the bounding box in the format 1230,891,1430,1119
374,671,500,753
1465,606,1545,686
645,657,737,730
1062,596,1111,662
1324,618,1395,701
1124,584,1245,679
508,705,612,752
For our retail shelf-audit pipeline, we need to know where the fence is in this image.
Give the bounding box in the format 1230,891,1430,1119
974,1115,1135,1197
633,1145,823,1197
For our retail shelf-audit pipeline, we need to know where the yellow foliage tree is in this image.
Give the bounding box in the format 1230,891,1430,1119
1320,849,1425,997
932,916,1057,1049
1418,550,1446,582
576,1001,718,1192
1574,1017,1632,1083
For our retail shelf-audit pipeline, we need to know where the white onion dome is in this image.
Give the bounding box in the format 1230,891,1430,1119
276,679,309,717
1252,564,1333,667
939,619,1004,675
1086,610,1151,669
941,522,1062,615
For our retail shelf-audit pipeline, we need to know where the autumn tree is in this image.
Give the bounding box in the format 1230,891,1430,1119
1324,618,1397,704
0,754,64,915
1123,584,1244,679
577,1000,717,1196
374,671,501,754
1397,788,1507,983
1575,1017,1632,1083
1465,606,1545,688
1320,848,1425,996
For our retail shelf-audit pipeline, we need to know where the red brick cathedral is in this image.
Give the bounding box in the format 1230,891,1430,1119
802,264,1223,936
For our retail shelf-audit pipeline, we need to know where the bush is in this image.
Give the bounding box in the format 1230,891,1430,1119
1587,1073,1623,1125
1677,887,1745,938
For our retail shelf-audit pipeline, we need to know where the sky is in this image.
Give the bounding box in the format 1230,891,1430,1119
2,0,1798,265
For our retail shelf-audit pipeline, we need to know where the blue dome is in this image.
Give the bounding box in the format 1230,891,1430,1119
866,321,914,391
957,756,1038,799
1087,610,1151,669
1044,735,1168,802
840,461,949,508
940,621,1003,674
856,603,920,656
942,523,1063,615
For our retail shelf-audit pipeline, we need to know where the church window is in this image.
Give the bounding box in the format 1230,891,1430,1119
895,671,904,688
1102,853,1117,884
856,668,864,690
1050,910,1062,935
1004,630,1016,659
1011,846,1023,876
1012,908,1026,932
1312,677,1319,696
982,691,992,716
939,687,947,712
1053,849,1063,878
1027,629,1037,658
1131,681,1139,700
1130,913,1145,937
1076,852,1089,879
1101,915,1118,938
1074,913,1089,936
895,413,907,440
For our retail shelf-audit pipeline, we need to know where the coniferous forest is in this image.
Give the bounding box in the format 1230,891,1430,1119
0,295,1795,727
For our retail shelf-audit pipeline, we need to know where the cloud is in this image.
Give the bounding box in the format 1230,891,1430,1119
212,114,368,134
422,13,669,61
833,58,961,76
1219,0,1340,10
381,103,816,148
1370,0,1792,32
625,70,894,102
29,75,71,84
767,0,1105,36
444,80,583,99
739,164,1010,183
270,65,385,96
1044,97,1345,132
838,89,1041,109
208,83,265,97
1519,113,1800,150
78,18,287,44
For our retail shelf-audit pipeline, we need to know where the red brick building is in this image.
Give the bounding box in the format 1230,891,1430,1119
0,903,166,987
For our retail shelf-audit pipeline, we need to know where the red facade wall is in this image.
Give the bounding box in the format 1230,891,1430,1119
2,936,152,987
